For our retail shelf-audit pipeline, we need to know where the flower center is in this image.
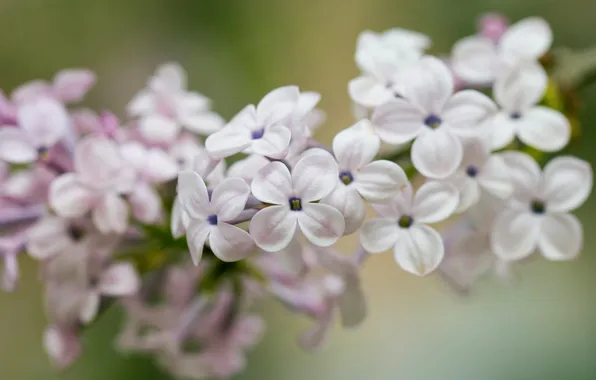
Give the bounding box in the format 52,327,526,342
289,197,302,211
510,112,522,120
530,200,546,215
251,128,265,140
398,215,414,228
339,171,354,185
424,114,442,129
466,165,479,178
207,214,218,225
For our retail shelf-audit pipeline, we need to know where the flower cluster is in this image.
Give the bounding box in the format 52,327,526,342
0,13,593,379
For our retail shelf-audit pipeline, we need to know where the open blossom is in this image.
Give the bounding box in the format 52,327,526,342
491,153,592,261
49,136,135,234
321,121,408,234
488,62,570,151
452,17,552,84
0,98,70,164
205,86,298,159
177,172,256,264
249,149,345,251
360,181,459,276
371,56,496,178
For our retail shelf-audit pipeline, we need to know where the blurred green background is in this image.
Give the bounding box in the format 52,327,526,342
2,0,596,379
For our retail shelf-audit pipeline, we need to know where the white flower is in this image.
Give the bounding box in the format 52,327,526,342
371,56,497,179
321,121,408,234
444,138,512,213
452,17,552,84
0,98,70,163
360,181,459,276
488,62,570,152
249,149,345,251
177,171,256,264
205,86,299,159
491,152,592,261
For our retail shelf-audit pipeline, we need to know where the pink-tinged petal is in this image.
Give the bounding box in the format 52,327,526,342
177,170,210,219
360,217,400,253
411,128,462,179
348,76,392,108
517,107,570,152
0,128,37,163
49,173,94,218
539,213,582,261
442,90,497,137
250,125,291,159
139,114,180,144
321,185,366,235
227,154,270,184
370,98,424,145
394,225,443,276
80,292,101,324
205,125,252,159
144,149,179,183
542,156,592,213
127,90,155,116
355,160,407,203
249,205,297,252
92,193,129,234
18,98,70,148
209,222,256,261
256,86,300,125
27,216,71,260
297,203,345,247
251,161,292,205
493,60,547,111
12,80,52,104
451,36,499,84
477,155,513,199
186,220,212,265
500,17,552,60
52,69,96,103
500,152,541,206
43,326,81,369
332,121,380,170
413,181,459,223
181,111,224,135
129,183,163,223
99,263,140,296
397,56,454,113
211,177,250,221
491,209,540,261
292,149,339,202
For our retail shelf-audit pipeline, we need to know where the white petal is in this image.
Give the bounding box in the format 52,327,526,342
177,170,210,219
211,177,250,221
370,98,424,145
493,61,547,111
205,126,252,159
491,209,540,261
18,98,69,148
0,128,37,163
348,76,393,108
99,263,140,295
393,225,444,276
181,111,224,135
144,149,179,183
455,176,481,213
92,193,129,234
413,181,459,223
186,220,212,265
355,160,408,203
292,149,339,202
487,111,517,150
227,154,270,184
517,107,571,152
360,217,400,253
49,173,94,218
256,86,300,125
321,185,366,235
138,114,180,144
411,128,462,179
500,17,552,60
499,151,541,204
249,205,297,252
209,223,256,262
297,203,345,247
542,156,593,212
250,161,292,205
52,69,96,103
332,122,380,170
397,56,454,113
250,125,291,159
539,213,582,261
442,90,497,137
451,36,499,84
477,155,513,199
129,183,163,224
80,292,101,324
